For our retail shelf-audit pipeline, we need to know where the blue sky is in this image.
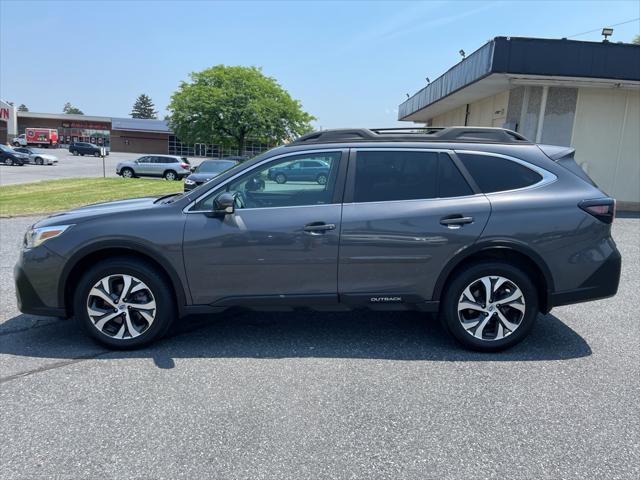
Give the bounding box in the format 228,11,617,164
1,0,638,128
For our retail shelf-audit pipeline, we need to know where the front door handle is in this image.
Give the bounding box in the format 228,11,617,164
304,222,336,234
440,215,474,227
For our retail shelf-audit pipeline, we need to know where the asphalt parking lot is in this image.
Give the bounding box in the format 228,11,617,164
0,215,638,479
0,149,202,186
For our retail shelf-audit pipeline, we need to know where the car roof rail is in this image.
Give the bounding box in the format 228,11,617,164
289,126,531,145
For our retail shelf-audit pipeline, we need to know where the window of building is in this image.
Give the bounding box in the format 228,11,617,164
457,153,542,193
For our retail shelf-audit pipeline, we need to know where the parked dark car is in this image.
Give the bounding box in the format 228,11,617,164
267,158,330,184
15,127,621,352
184,159,239,191
0,144,29,166
69,142,107,157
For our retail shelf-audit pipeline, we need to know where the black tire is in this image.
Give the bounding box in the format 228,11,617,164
441,261,539,352
35,157,44,165
93,151,100,157
4,158,13,166
12,142,20,147
164,170,178,181
74,257,176,349
80,153,84,156
275,173,287,184
121,167,135,178
317,173,328,185
71,150,78,156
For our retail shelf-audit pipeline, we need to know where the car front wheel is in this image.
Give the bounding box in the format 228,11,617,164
35,157,44,165
4,158,14,166
441,261,538,352
275,173,287,184
317,174,328,185
121,167,134,178
74,257,176,349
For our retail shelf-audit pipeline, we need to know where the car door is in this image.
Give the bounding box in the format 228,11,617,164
134,156,151,175
182,149,348,306
154,156,173,176
338,148,491,306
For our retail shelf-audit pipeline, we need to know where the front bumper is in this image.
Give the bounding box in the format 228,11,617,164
550,248,622,308
14,246,68,317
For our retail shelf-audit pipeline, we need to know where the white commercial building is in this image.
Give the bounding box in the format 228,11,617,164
399,37,640,209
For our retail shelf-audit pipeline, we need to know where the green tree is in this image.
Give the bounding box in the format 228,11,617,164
632,34,640,44
17,104,29,112
63,102,84,115
130,93,158,119
168,65,315,155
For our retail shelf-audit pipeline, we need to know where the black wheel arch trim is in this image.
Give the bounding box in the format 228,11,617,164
432,239,555,311
58,239,189,315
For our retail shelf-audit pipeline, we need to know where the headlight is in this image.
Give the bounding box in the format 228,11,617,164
24,225,72,249
184,178,195,185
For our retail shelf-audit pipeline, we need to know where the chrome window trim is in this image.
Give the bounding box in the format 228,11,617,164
454,150,557,195
183,148,345,214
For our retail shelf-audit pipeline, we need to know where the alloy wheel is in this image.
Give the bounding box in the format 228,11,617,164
457,275,525,341
317,174,327,185
86,274,157,340
122,169,133,178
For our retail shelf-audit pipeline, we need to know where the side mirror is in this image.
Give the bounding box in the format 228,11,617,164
212,192,236,216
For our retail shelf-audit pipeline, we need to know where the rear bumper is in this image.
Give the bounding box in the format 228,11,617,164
550,248,622,308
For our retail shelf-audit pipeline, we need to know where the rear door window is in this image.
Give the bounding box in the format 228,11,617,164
353,150,472,202
457,152,542,193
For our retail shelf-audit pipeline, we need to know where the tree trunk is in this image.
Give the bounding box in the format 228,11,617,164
237,134,245,158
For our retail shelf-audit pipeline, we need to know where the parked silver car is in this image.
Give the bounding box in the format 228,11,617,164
13,147,58,165
116,155,191,181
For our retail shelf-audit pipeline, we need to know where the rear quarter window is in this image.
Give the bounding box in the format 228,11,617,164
457,152,542,193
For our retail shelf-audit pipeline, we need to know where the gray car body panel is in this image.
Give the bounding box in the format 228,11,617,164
16,139,620,318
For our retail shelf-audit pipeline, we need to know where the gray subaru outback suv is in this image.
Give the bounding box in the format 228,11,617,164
15,127,621,351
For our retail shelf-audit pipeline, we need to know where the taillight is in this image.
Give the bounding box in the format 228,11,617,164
579,198,616,224
180,163,190,169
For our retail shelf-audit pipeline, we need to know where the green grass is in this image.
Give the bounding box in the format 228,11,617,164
0,177,183,217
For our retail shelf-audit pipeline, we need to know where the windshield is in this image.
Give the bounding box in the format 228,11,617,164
0,144,13,152
196,160,237,174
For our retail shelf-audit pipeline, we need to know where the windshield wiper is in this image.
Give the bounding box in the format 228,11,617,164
154,192,183,204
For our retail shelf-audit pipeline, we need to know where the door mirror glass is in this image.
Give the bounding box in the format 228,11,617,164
213,192,236,215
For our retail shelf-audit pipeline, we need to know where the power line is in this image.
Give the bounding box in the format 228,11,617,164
567,17,639,39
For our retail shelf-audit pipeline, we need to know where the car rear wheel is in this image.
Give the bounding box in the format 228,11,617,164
441,261,538,352
317,174,328,185
164,170,178,181
121,167,134,178
74,258,176,349
275,173,287,184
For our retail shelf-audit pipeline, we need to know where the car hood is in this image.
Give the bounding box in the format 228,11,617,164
36,197,161,227
187,173,220,182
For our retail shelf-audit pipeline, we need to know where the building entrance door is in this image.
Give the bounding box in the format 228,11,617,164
194,143,207,156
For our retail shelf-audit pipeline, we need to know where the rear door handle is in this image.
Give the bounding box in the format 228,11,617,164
304,222,336,234
440,215,474,227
